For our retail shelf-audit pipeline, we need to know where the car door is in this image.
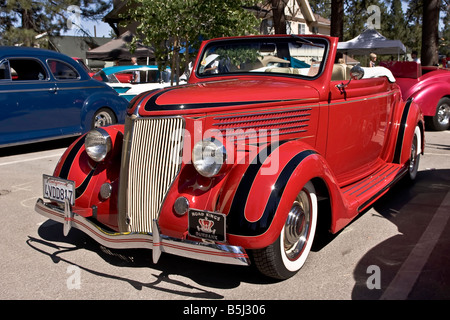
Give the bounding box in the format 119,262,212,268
0,57,63,146
46,59,87,135
325,76,397,186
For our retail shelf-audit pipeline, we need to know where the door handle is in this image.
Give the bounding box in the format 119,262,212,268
49,86,58,93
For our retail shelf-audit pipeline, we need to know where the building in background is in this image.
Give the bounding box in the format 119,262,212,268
256,0,330,36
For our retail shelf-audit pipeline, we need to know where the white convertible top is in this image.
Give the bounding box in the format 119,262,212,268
362,66,396,83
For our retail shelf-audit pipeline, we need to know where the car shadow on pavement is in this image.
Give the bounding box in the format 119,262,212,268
27,219,275,298
351,168,450,300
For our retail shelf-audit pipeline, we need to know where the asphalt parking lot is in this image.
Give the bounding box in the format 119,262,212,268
0,130,449,303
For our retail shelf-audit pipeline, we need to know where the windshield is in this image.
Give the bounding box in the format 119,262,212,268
197,36,328,78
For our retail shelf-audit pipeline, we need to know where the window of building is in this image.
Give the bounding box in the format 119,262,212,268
286,21,292,34
298,23,306,35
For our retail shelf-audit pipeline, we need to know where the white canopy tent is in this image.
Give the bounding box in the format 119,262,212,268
337,29,406,59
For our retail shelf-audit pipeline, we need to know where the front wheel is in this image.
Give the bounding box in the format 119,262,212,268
252,181,318,280
406,125,421,181
91,108,116,129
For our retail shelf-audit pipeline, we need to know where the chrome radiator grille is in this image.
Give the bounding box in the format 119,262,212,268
118,116,185,233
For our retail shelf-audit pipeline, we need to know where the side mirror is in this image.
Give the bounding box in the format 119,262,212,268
350,64,364,80
336,64,365,94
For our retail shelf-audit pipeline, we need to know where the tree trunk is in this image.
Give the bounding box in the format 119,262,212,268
20,8,36,46
330,0,344,41
271,0,287,34
421,0,440,66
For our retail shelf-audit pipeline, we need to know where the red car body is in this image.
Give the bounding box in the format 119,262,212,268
36,35,424,279
380,61,450,130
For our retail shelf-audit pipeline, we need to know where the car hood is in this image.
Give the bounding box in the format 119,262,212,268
135,78,320,116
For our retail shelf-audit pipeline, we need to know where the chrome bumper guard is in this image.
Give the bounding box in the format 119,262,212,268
35,199,250,267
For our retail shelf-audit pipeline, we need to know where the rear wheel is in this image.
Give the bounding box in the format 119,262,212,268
252,181,317,280
426,97,450,131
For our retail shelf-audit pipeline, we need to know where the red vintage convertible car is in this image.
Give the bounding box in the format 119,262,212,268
35,35,424,280
380,61,450,131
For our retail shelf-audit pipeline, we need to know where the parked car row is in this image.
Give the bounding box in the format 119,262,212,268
2,44,447,149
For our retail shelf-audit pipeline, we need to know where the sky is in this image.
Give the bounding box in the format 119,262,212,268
63,19,113,38
61,4,113,38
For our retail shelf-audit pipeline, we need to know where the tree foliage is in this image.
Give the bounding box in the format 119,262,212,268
441,3,450,56
308,0,331,19
310,0,448,63
0,0,112,47
123,0,260,84
215,45,261,66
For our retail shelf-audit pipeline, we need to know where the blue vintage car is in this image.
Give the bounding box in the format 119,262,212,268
0,46,129,147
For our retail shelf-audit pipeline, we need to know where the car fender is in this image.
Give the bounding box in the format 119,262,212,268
52,125,124,229
393,99,425,166
80,88,128,132
409,80,450,117
221,139,345,249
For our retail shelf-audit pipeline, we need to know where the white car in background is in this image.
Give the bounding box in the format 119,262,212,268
93,65,171,101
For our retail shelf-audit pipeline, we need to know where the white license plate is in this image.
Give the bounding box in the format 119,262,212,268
43,175,75,205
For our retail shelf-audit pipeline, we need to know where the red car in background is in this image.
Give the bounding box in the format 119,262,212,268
36,35,424,280
381,61,450,131
72,57,95,77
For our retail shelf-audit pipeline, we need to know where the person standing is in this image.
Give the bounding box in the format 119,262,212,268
131,57,140,83
369,52,377,67
411,51,421,64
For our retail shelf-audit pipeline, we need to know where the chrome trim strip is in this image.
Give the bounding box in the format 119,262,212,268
213,114,311,126
35,199,250,266
0,133,81,148
209,104,319,119
0,86,106,93
233,130,310,142
213,107,313,121
117,115,135,231
218,121,309,132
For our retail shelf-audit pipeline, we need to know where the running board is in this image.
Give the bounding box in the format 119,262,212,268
342,163,408,213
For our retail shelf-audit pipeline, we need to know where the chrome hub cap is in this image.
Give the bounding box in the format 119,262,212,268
284,190,311,260
94,111,113,128
437,103,450,126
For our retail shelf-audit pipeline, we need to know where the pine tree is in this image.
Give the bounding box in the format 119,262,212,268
422,0,440,65
0,0,111,47
385,0,408,43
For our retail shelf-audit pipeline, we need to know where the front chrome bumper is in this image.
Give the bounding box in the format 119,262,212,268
35,199,250,267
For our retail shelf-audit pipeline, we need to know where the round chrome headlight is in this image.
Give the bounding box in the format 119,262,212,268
85,128,112,162
192,138,226,177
